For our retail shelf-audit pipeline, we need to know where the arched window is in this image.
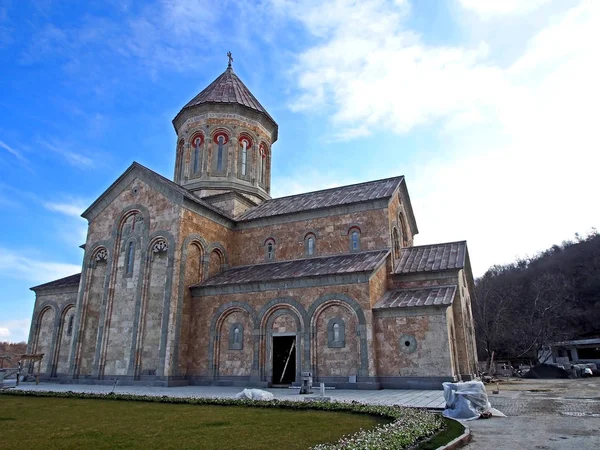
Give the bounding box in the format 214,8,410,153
192,135,203,174
67,315,74,337
213,132,229,174
217,135,224,171
208,249,224,277
126,241,135,275
176,139,184,180
399,212,409,247
327,318,345,348
348,227,361,252
239,136,252,178
304,233,316,256
259,144,267,185
392,227,400,259
264,238,276,261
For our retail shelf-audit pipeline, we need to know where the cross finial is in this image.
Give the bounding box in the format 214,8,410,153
227,51,233,68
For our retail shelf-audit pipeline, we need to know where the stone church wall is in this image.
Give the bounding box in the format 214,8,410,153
231,208,391,266
173,208,234,377
28,286,78,378
76,177,181,379
373,307,453,383
185,282,375,383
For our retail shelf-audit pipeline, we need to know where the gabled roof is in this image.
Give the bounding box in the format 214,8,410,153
81,162,234,222
194,250,389,288
237,176,404,221
395,241,467,274
179,66,276,125
374,285,457,309
31,273,81,291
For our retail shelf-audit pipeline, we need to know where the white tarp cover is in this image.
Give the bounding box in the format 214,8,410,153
234,388,275,401
442,381,505,421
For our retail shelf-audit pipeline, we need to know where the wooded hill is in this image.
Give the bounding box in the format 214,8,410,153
473,230,600,362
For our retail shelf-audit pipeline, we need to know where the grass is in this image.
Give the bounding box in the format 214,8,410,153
416,417,465,450
0,395,388,449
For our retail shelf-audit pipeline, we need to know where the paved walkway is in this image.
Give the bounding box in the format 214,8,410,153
9,383,446,409
466,378,600,450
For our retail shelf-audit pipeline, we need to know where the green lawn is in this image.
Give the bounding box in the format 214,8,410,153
0,396,388,449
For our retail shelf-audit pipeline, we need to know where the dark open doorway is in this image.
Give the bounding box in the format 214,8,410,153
272,336,296,385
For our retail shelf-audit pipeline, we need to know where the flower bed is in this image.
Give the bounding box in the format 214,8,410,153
1,390,444,449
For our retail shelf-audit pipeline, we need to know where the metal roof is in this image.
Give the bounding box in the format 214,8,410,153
194,250,389,288
395,241,467,274
180,66,275,124
374,285,457,309
237,176,404,221
30,273,81,291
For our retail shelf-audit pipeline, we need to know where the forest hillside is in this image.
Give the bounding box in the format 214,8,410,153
473,230,600,362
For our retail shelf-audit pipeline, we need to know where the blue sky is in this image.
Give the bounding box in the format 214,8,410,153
1,0,598,342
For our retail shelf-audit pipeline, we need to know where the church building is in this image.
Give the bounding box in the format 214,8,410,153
26,57,478,389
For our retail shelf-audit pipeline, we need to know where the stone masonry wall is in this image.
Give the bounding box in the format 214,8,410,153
369,263,388,308
314,304,359,379
78,259,107,376
82,177,181,378
138,249,168,376
217,310,254,377
30,287,78,376
186,282,374,379
177,114,273,196
55,305,76,375
231,208,391,266
374,308,453,377
174,208,233,376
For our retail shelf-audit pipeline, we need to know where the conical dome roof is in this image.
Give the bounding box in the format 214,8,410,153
178,65,276,125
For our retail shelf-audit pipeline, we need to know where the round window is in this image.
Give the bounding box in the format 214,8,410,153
399,334,417,353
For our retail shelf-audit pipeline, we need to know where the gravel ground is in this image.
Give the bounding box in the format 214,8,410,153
465,378,600,450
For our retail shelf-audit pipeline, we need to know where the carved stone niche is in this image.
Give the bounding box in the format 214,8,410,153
152,239,168,254
95,248,108,262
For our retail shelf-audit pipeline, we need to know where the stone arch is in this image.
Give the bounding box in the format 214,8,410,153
309,293,368,378
258,141,270,188
258,298,309,383
214,307,256,379
392,227,400,259
172,234,210,376
175,137,185,182
73,240,111,378
135,232,175,378
53,303,75,376
207,242,228,277
398,211,409,247
188,131,205,178
237,131,256,180
211,128,231,174
31,303,58,375
208,302,259,379
100,204,150,378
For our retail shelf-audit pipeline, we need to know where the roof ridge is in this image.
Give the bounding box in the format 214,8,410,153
30,273,81,290
263,176,404,203
405,240,467,249
237,176,404,221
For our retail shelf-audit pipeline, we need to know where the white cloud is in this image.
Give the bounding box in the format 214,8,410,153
0,248,81,284
282,0,600,275
43,199,89,246
459,0,552,17
0,139,28,163
43,201,86,218
0,319,30,343
39,140,94,168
